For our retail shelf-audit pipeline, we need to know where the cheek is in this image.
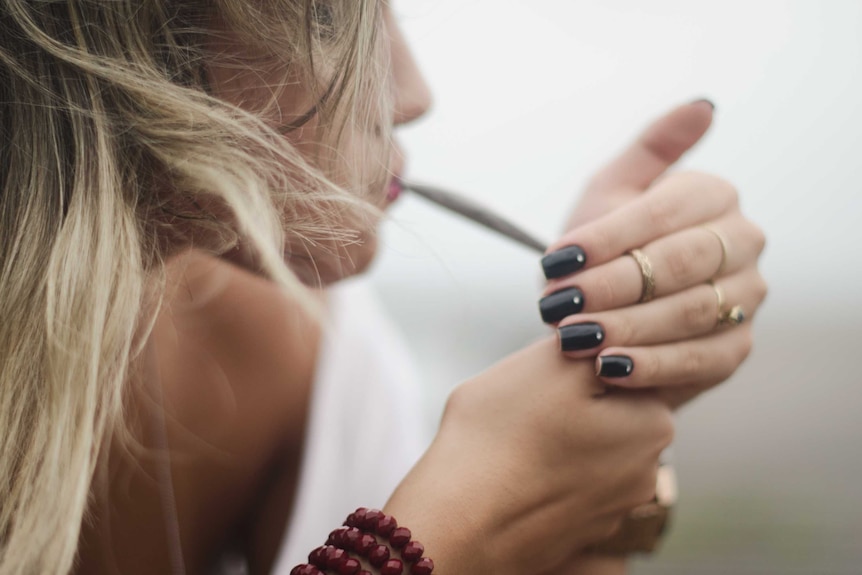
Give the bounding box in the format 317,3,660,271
323,125,392,207
208,50,388,283
210,45,317,127
277,124,387,285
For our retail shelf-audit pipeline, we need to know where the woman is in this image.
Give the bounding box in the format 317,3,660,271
0,1,765,574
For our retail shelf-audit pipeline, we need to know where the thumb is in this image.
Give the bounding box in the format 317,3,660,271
586,99,715,197
564,99,715,229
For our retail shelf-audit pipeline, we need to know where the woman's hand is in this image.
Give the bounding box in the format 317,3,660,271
384,340,674,575
537,101,761,575
540,101,767,409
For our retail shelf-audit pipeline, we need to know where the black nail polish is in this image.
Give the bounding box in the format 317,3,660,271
541,246,587,280
690,97,716,110
597,355,634,378
539,287,585,324
559,322,604,352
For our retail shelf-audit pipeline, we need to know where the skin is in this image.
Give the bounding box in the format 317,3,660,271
76,254,321,574
551,101,760,574
206,8,430,286
547,102,766,410
384,102,766,575
76,5,767,575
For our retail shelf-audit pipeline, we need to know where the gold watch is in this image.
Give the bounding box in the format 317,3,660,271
588,464,678,555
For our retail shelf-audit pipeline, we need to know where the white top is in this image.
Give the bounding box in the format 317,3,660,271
270,278,428,573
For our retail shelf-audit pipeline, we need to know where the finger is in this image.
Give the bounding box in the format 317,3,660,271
593,325,754,389
543,171,739,280
586,99,715,197
565,100,714,231
555,268,767,359
541,216,764,316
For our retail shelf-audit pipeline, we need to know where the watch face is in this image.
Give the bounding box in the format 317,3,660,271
656,464,678,507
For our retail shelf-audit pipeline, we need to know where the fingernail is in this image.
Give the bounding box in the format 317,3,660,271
559,322,604,352
539,287,585,324
596,355,634,378
690,97,716,110
541,245,587,280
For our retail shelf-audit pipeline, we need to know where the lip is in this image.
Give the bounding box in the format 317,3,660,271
386,175,404,202
386,147,406,203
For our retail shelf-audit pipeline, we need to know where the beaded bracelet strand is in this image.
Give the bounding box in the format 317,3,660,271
290,508,435,575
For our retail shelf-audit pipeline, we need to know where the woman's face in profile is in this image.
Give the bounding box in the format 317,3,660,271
208,4,432,284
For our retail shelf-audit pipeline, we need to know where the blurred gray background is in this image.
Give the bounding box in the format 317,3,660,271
369,1,862,573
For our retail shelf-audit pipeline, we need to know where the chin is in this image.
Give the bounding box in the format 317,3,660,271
287,234,379,287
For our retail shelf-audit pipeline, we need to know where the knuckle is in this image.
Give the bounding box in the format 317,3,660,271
694,171,741,209
612,316,637,346
636,471,659,505
663,169,698,186
750,223,767,254
674,170,738,204
638,352,661,383
644,197,680,235
680,348,705,380
664,242,701,286
754,275,769,305
589,271,619,309
714,330,754,382
737,329,754,363
695,171,741,207
723,180,741,207
623,466,658,510
682,292,717,331
642,399,675,448
588,226,614,263
654,408,676,448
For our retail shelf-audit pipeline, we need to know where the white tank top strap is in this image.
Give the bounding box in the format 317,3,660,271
270,278,428,574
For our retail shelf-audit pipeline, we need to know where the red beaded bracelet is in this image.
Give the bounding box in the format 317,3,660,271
291,508,434,575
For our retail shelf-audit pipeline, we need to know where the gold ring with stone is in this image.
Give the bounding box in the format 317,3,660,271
628,249,656,303
702,226,729,279
708,280,745,327
719,305,746,326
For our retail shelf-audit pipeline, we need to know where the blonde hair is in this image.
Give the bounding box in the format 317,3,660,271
0,1,390,573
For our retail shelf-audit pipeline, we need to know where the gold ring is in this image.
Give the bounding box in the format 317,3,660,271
708,280,745,327
720,305,746,326
628,249,656,303
702,226,728,279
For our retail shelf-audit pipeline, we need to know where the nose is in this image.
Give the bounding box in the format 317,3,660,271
387,11,433,126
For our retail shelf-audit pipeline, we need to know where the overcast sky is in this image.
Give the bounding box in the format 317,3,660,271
372,0,862,317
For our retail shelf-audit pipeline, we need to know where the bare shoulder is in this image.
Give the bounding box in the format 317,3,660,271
156,251,321,567
158,250,321,439
77,252,319,575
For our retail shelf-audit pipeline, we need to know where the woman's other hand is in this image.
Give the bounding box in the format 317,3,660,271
385,340,673,575
540,101,767,409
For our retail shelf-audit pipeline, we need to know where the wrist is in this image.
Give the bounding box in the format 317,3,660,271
381,438,508,575
291,508,437,575
382,479,487,573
